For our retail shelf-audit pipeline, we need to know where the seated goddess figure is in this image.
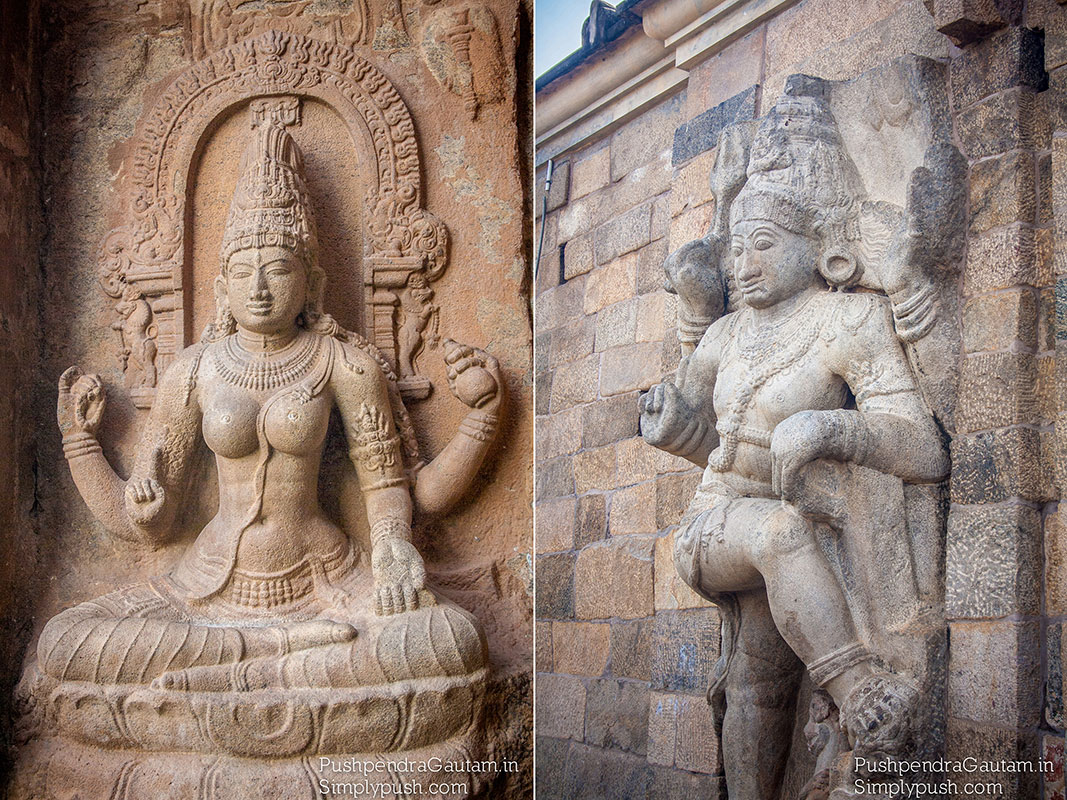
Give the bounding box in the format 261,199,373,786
42,116,502,704
640,89,950,796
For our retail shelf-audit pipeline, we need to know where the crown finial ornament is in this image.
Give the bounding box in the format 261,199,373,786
219,104,318,272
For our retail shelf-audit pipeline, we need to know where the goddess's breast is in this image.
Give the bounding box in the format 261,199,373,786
201,386,332,459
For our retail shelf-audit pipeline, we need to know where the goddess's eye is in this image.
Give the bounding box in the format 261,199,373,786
731,246,742,258
754,238,773,251
230,269,253,279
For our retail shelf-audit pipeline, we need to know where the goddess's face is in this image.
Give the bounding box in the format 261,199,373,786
224,246,307,335
730,219,818,309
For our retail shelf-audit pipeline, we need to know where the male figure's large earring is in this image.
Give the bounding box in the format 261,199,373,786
819,246,861,289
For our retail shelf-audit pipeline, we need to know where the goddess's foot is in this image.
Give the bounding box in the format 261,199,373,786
841,672,918,769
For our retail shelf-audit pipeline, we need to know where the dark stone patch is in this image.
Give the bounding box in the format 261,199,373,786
672,86,756,166
536,552,576,620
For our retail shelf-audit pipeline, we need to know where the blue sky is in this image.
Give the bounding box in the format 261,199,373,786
535,0,591,78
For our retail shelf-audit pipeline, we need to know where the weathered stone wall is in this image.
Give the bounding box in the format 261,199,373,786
0,0,43,773
532,0,1063,796
942,9,1061,798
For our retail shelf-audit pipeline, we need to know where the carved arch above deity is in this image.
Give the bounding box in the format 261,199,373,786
98,30,449,407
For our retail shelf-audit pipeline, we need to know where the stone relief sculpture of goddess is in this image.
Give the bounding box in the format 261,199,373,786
641,68,964,800
23,106,507,799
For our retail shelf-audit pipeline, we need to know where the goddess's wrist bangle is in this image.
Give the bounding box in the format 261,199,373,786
62,432,101,459
371,517,410,546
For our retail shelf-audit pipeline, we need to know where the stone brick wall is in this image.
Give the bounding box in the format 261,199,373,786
0,0,43,765
532,0,1063,797
535,86,727,797
943,16,1058,800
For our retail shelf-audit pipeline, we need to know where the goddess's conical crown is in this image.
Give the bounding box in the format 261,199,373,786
219,117,319,271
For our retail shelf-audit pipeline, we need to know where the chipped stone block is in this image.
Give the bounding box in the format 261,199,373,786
584,251,638,314
576,493,608,548
537,275,587,332
969,149,1037,234
965,224,1039,293
948,619,1041,727
924,0,1022,46
651,609,721,693
949,26,1047,109
558,189,603,242
950,427,1049,503
594,299,638,352
571,146,610,201
550,315,596,368
573,445,617,494
672,87,756,166
945,504,1041,618
961,289,1037,352
581,393,640,450
549,353,599,412
655,533,713,610
609,151,673,218
610,619,653,681
536,551,576,620
600,342,663,396
595,204,652,266
956,87,1037,160
537,159,570,217
956,351,1038,431
553,621,611,677
575,536,656,620
609,481,658,537
584,678,650,755
563,232,595,280
537,496,577,554
536,673,586,740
